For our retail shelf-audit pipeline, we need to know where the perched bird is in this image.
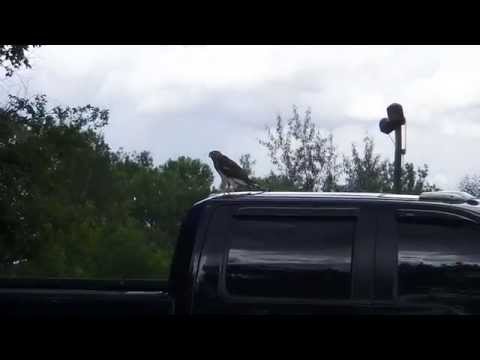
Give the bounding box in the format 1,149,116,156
209,150,260,192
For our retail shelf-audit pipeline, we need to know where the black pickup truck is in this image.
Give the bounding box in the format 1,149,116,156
2,190,480,317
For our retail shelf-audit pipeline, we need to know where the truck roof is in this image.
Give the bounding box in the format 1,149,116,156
195,190,480,213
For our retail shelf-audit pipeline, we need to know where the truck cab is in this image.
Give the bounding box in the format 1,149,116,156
2,191,479,317
170,191,480,315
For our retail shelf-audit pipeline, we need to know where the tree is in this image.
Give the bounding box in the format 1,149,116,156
343,136,391,192
343,136,438,194
459,174,480,197
0,45,41,77
0,94,113,274
259,105,338,191
0,94,213,279
257,113,437,194
321,134,342,192
236,153,298,191
239,153,256,177
389,162,439,194
155,156,213,244
112,151,213,247
256,171,298,191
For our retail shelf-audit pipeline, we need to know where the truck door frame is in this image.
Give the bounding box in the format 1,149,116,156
371,202,480,314
211,200,379,313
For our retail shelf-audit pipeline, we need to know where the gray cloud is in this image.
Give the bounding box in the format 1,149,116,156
2,45,480,190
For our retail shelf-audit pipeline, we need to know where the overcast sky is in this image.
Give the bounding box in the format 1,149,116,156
2,45,480,190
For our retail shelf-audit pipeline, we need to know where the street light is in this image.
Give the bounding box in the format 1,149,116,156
379,103,406,194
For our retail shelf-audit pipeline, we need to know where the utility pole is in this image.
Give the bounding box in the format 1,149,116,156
379,103,406,194
394,125,402,193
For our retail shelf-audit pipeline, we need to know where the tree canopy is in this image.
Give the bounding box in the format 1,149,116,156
259,106,339,191
0,45,41,77
257,106,438,194
0,47,461,283
459,174,480,197
0,95,213,279
342,136,438,194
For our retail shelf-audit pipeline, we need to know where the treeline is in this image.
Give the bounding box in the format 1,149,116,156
0,96,443,280
459,175,480,197
0,45,464,281
236,106,439,195
250,106,480,196
0,95,212,278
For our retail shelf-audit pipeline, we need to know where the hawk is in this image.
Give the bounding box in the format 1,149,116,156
209,150,260,192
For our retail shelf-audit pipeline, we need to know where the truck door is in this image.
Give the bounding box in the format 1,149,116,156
372,204,480,315
196,202,378,314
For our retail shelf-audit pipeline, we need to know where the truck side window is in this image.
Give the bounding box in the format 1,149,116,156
225,216,356,299
397,211,480,312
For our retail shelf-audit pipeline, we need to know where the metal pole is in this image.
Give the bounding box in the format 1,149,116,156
394,127,402,194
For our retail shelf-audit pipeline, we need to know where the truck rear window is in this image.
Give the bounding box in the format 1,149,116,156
225,216,355,299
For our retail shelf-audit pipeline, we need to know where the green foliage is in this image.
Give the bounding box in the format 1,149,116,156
321,134,342,192
112,152,213,247
239,154,255,177
0,95,213,279
459,175,480,197
259,106,337,191
256,108,438,194
343,136,390,193
343,136,438,194
0,45,41,77
255,171,298,191
0,94,444,282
